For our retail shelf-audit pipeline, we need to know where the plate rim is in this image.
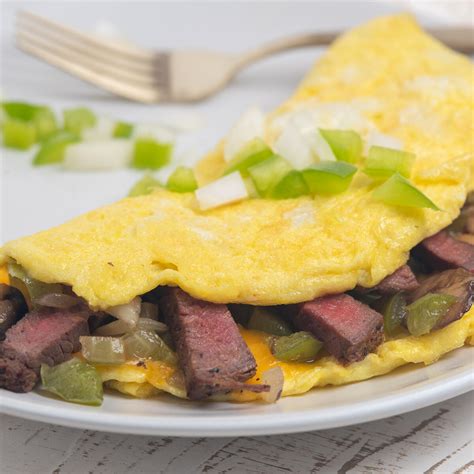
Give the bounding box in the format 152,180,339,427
2,362,473,437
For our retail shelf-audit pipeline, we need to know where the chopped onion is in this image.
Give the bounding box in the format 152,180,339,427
63,139,133,170
137,318,168,333
35,293,83,309
94,319,133,336
195,172,248,210
224,107,265,162
80,336,125,364
365,130,403,154
123,329,176,364
274,121,314,170
140,302,159,321
260,366,284,403
107,297,141,325
81,116,115,141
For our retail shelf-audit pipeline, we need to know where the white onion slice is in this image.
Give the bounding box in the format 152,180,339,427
195,172,248,211
274,122,314,170
35,293,83,309
224,106,265,162
81,116,115,141
260,366,284,403
64,139,133,170
107,297,141,325
140,302,159,321
137,318,168,333
365,131,404,154
94,319,134,336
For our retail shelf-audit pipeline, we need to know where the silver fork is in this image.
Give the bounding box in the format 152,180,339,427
16,10,474,104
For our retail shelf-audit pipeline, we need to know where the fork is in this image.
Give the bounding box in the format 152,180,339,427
16,10,474,104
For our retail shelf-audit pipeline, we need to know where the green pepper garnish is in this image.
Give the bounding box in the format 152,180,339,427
132,138,173,170
269,170,309,199
33,130,79,166
248,308,293,336
63,107,96,135
320,129,363,164
372,173,440,210
166,166,198,193
271,331,323,362
113,121,134,138
248,155,293,197
128,174,162,197
41,358,103,406
406,292,457,336
302,161,357,195
364,146,415,180
224,138,274,177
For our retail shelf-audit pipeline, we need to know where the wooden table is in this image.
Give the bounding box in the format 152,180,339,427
2,392,472,473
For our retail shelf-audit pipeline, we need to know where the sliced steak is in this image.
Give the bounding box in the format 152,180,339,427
294,294,384,364
160,288,269,400
359,265,419,294
407,268,474,328
416,230,474,273
0,308,90,392
0,284,27,339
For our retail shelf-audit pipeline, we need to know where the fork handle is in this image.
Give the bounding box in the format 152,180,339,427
236,27,474,69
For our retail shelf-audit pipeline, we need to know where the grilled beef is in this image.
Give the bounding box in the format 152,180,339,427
294,294,384,364
359,264,419,294
0,284,27,339
416,230,474,273
160,288,269,400
0,308,90,392
407,268,474,328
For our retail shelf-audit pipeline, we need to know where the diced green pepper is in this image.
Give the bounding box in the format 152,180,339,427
80,336,126,365
2,102,38,121
123,329,177,365
406,292,457,336
2,119,36,149
2,102,58,141
33,130,79,166
224,138,274,176
320,129,363,163
7,262,63,305
248,308,293,336
41,358,103,406
132,138,172,169
248,155,293,197
269,170,309,199
113,121,134,138
364,146,415,179
271,331,323,362
128,174,162,197
383,292,407,336
372,173,440,210
302,161,357,194
33,107,58,140
166,166,198,193
63,107,96,135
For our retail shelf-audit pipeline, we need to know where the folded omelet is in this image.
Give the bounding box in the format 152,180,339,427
1,14,473,402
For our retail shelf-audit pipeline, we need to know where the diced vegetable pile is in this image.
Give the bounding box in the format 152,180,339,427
1,102,439,211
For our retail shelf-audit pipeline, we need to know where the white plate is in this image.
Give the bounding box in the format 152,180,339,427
1,0,473,438
2,346,473,436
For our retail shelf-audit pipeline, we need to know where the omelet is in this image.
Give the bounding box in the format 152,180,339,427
1,14,473,402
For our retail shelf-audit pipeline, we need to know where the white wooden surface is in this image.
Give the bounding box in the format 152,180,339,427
1,392,473,473
2,1,473,472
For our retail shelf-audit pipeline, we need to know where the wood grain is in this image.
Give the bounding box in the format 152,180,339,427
1,392,473,473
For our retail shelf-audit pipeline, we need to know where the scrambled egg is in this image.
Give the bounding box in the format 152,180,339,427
0,15,473,401
95,308,474,401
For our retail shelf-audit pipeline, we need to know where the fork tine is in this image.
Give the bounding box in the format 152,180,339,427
16,33,163,103
16,26,165,88
16,14,161,78
18,10,155,63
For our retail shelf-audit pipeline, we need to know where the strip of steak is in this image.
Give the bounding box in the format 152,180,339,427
0,308,90,392
416,230,474,273
294,294,384,364
359,265,419,294
407,268,474,328
160,288,269,400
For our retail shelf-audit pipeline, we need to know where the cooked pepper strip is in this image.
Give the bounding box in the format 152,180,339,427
271,331,323,362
